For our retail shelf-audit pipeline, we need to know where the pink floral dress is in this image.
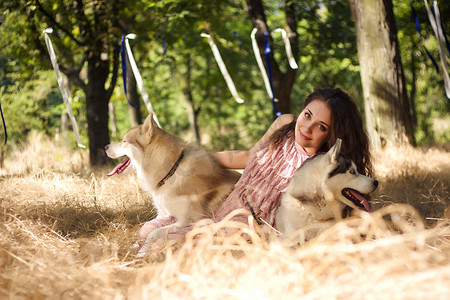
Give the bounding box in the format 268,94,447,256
214,134,312,225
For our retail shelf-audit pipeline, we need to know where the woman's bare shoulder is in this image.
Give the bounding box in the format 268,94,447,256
273,114,295,127
250,114,296,153
264,114,295,134
280,113,295,123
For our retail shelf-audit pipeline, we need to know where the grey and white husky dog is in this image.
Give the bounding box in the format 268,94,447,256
275,139,378,242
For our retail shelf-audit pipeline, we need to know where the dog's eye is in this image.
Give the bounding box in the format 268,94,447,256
350,170,356,175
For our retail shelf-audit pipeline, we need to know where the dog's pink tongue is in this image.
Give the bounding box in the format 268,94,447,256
350,190,371,212
107,158,131,176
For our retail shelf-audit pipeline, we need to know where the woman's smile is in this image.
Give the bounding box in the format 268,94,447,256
298,130,311,140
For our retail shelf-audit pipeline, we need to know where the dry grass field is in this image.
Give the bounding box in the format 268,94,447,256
1,132,449,299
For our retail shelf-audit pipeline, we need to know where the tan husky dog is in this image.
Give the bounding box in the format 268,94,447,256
105,114,240,257
275,139,378,244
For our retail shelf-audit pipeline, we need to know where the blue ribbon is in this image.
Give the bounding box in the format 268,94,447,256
232,30,246,52
156,34,176,86
0,101,7,145
120,36,127,96
155,34,167,54
264,32,281,117
411,3,440,74
232,30,250,69
440,20,450,55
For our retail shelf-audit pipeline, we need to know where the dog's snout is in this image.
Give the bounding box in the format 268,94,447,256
373,180,379,189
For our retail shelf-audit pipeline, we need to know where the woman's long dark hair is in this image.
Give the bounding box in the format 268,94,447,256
269,88,374,177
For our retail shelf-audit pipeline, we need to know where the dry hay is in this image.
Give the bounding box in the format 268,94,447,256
372,143,450,221
128,207,450,299
0,133,449,299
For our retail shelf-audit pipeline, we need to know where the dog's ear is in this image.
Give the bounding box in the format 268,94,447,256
328,138,342,162
142,113,157,135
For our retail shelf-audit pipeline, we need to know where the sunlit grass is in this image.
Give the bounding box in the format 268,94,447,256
0,132,449,299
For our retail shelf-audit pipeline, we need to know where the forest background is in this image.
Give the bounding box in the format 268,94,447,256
1,1,450,298
0,0,449,162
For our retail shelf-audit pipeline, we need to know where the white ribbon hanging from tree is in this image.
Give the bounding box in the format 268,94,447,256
251,28,273,99
251,27,299,100
273,28,298,70
201,33,244,104
124,34,161,126
424,0,450,99
43,28,85,148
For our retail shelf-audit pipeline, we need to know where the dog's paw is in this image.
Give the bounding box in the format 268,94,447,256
128,242,141,254
135,239,154,259
135,248,147,259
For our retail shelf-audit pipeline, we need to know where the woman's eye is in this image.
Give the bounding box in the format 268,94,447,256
304,112,310,118
318,125,327,132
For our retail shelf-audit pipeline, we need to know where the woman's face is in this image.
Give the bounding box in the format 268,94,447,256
295,99,332,155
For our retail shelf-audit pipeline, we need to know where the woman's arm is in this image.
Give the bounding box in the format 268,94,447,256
211,150,250,169
211,114,295,169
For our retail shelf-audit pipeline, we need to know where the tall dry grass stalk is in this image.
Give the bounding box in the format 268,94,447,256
1,132,449,299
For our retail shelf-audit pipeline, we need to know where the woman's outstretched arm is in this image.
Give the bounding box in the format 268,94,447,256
211,114,295,169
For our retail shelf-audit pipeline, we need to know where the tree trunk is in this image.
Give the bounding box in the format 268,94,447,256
86,55,111,166
0,148,4,169
409,40,417,126
349,0,415,149
29,0,120,166
246,0,298,117
182,53,201,144
109,102,117,138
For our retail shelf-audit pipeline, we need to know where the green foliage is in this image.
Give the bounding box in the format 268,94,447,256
0,70,64,146
1,0,449,155
290,1,363,113
394,0,450,145
125,0,273,149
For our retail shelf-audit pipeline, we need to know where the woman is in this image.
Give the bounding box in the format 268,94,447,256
137,87,373,244
210,87,373,226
